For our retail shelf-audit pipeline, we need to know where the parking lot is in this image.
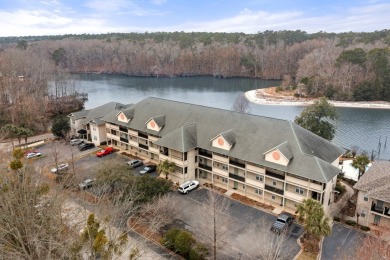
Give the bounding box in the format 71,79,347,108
322,223,365,259
171,188,303,260
26,140,159,184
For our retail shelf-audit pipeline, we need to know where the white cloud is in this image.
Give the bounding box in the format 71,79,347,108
84,0,131,12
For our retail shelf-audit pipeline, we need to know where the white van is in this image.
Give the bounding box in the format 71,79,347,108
178,180,199,194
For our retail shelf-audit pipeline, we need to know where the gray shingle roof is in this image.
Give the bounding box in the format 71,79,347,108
81,102,129,125
69,110,89,120
154,123,197,152
354,160,390,202
102,97,344,183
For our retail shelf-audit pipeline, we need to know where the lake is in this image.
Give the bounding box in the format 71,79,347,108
75,74,390,160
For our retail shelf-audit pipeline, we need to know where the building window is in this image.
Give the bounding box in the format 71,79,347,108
222,178,228,183
272,195,276,200
363,194,369,201
93,136,97,141
256,175,263,182
360,209,367,218
255,188,262,195
272,181,277,186
222,165,228,171
93,127,96,131
295,186,304,195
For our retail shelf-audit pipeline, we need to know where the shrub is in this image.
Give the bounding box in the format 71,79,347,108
334,216,340,222
275,86,284,92
335,184,346,194
360,225,370,231
174,230,195,256
189,244,208,260
345,220,357,226
162,228,180,250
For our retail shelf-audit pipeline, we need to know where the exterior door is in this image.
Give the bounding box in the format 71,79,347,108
374,214,381,225
234,181,238,189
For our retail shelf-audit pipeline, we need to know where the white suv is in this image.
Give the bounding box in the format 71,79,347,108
178,180,199,194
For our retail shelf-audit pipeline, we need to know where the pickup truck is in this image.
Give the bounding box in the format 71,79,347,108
270,213,294,235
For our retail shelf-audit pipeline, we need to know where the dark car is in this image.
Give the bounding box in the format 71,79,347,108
140,165,157,175
78,143,95,151
270,213,294,235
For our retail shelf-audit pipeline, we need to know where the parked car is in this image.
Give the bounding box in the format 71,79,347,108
24,149,38,155
70,139,84,146
140,165,157,175
270,213,294,235
178,180,199,194
79,179,95,190
51,163,69,174
26,152,42,159
78,143,95,151
96,147,114,157
127,160,143,169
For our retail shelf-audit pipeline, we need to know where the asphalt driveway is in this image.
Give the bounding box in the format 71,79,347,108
171,188,303,260
322,222,365,260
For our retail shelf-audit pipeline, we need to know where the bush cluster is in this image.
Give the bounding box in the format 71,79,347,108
345,220,357,226
162,228,208,260
360,225,370,231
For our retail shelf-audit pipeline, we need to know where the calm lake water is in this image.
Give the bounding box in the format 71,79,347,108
75,74,390,160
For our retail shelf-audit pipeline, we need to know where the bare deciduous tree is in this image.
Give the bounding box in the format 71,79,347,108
197,190,232,260
232,92,250,113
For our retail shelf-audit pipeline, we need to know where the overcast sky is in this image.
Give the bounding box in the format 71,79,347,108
0,0,389,37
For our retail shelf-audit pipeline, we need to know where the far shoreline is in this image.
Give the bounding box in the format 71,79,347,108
245,89,390,110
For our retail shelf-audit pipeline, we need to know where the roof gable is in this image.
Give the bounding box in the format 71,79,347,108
146,115,165,132
264,142,293,166
211,129,235,151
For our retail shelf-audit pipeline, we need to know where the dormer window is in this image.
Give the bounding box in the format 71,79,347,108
211,129,235,151
146,115,165,132
117,107,134,123
263,141,293,166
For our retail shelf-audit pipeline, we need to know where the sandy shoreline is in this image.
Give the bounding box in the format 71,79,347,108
245,89,390,109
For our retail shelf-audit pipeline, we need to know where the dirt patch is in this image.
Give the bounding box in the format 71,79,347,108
203,183,227,193
231,193,275,211
300,233,320,255
128,217,163,244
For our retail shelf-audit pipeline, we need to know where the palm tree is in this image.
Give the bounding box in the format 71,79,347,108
352,154,370,180
157,160,176,180
297,199,331,238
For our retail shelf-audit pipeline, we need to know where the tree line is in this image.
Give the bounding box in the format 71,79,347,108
2,30,389,101
0,30,389,136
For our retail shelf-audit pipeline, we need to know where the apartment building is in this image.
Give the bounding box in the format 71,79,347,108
102,97,344,215
68,102,129,146
354,160,390,227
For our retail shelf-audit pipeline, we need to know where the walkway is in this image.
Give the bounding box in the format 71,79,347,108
328,181,355,218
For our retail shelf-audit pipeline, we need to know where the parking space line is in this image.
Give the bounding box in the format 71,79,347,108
341,229,352,245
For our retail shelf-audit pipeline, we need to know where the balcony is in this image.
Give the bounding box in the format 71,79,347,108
229,160,245,169
266,171,285,180
139,143,149,150
120,137,128,143
229,173,245,182
265,184,284,195
138,132,148,139
199,164,212,171
199,150,212,158
160,148,168,156
119,126,128,132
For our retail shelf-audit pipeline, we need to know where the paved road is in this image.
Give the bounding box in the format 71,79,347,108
171,188,303,260
322,222,365,259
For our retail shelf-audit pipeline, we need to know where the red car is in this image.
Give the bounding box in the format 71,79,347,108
96,147,114,157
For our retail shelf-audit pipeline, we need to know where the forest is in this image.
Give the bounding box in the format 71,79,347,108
0,30,390,134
